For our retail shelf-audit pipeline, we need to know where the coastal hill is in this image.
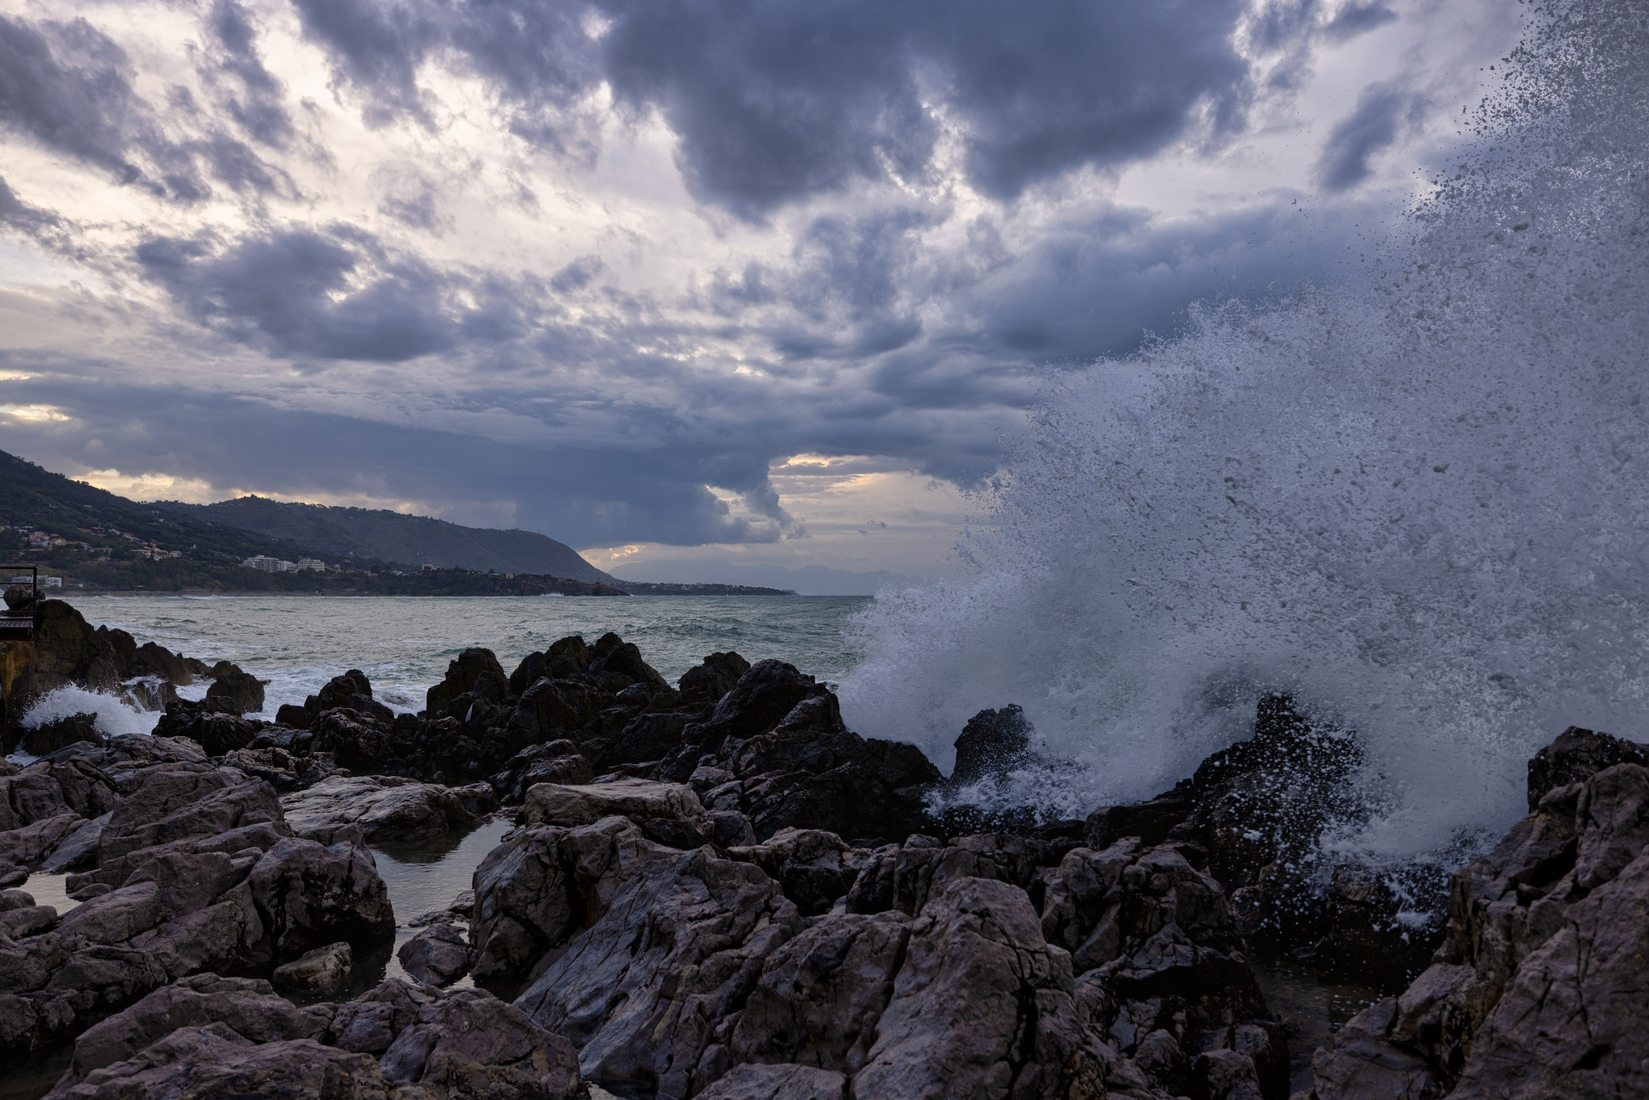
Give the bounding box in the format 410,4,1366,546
0,448,789,594
166,496,614,584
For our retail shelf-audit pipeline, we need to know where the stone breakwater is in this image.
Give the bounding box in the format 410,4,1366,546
0,597,1645,1099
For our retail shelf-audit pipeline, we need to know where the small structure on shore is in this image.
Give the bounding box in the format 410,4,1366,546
0,564,42,730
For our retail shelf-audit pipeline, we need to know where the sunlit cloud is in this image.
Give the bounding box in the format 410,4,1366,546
0,403,69,422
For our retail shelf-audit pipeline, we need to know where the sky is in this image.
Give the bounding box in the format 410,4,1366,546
0,0,1519,585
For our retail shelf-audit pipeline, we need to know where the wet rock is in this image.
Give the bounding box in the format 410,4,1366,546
1039,839,1285,1094
521,778,711,849
949,704,1033,787
1309,752,1649,1100
660,659,818,776
205,666,265,716
20,713,103,756
397,921,468,987
272,941,353,994
305,708,400,774
281,774,480,844
514,847,803,1099
1525,724,1649,809
728,692,937,842
152,706,265,756
306,669,395,725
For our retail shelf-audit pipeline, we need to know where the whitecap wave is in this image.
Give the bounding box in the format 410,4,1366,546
842,0,1649,857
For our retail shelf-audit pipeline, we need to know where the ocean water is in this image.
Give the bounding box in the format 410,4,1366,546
67,594,868,722
841,0,1649,862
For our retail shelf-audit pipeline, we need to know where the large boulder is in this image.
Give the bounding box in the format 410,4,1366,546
469,817,669,983
520,778,711,849
514,847,803,1098
281,775,481,845
246,837,396,963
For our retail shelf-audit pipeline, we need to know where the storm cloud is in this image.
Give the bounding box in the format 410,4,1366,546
0,0,1511,570
1315,81,1424,191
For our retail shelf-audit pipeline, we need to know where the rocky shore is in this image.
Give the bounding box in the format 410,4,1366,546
2,597,1645,1099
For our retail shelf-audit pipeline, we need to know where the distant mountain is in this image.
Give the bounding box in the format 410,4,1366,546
169,496,613,583
616,559,922,596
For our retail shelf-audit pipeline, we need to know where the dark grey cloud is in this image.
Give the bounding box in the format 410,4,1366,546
0,367,784,548
205,0,297,148
135,226,483,362
0,11,301,203
1324,1,1400,40
1316,81,1423,191
293,0,1265,218
0,15,150,188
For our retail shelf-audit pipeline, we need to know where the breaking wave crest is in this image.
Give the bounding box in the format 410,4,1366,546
841,0,1649,856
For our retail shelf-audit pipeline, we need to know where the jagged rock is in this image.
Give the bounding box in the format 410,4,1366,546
281,775,480,844
727,910,910,1075
698,1064,847,1099
378,986,586,1098
307,669,395,725
97,767,283,871
678,651,752,708
205,666,265,716
397,921,468,987
521,778,711,849
306,708,400,774
1038,839,1285,1095
20,712,103,756
846,832,1050,916
728,827,863,916
272,941,353,994
659,659,819,778
514,847,803,1099
491,740,595,802
43,1025,399,1099
950,704,1033,787
426,647,509,719
469,817,667,983
247,837,395,962
152,706,265,756
1309,754,1649,1100
1,811,85,877
728,691,937,842
1525,724,1649,809
851,875,1105,1099
63,975,330,1082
